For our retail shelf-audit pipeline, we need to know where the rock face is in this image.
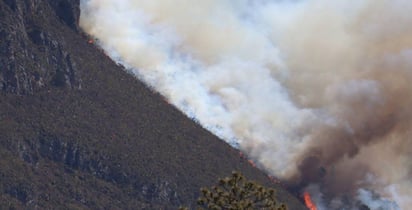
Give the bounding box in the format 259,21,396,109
0,0,81,94
15,132,181,205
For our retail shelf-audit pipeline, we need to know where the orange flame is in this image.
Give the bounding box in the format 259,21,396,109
248,159,256,167
267,175,280,184
303,191,317,210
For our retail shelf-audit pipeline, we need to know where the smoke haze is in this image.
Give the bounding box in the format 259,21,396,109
80,0,412,209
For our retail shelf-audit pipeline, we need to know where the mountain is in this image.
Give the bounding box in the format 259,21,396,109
0,0,306,209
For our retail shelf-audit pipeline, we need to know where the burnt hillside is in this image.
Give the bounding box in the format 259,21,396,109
0,0,306,209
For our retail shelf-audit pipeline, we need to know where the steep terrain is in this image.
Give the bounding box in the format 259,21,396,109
0,0,306,209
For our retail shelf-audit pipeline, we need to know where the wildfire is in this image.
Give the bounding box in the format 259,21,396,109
248,159,257,168
239,152,257,168
267,175,280,184
303,191,317,210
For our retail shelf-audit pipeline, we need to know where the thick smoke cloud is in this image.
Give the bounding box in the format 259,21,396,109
80,0,412,209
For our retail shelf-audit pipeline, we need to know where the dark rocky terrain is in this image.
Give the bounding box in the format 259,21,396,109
0,0,306,209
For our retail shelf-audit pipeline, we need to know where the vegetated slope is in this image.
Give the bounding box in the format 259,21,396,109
0,0,306,209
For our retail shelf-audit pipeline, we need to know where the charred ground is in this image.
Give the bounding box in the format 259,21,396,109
0,0,306,209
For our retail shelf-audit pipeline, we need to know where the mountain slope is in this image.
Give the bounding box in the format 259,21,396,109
0,0,306,209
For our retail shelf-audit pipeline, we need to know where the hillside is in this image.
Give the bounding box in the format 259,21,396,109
0,0,306,209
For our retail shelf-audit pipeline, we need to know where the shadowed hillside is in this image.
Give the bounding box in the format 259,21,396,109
0,0,306,209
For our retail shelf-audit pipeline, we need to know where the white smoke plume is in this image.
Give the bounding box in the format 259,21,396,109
357,189,399,210
79,0,412,209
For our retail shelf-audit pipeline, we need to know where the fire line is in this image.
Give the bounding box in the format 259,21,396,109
303,191,317,210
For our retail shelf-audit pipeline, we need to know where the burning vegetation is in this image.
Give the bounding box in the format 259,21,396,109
303,192,317,210
81,0,412,208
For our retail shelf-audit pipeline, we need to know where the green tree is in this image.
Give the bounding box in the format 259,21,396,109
180,171,288,210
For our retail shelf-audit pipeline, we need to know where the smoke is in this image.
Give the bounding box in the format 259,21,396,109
79,0,412,209
357,189,399,210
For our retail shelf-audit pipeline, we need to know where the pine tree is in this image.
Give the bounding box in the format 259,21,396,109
180,171,288,210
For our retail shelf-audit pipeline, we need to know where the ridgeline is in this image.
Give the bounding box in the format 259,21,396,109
0,0,306,209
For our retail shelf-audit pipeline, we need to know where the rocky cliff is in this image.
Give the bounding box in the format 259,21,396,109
0,0,81,94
